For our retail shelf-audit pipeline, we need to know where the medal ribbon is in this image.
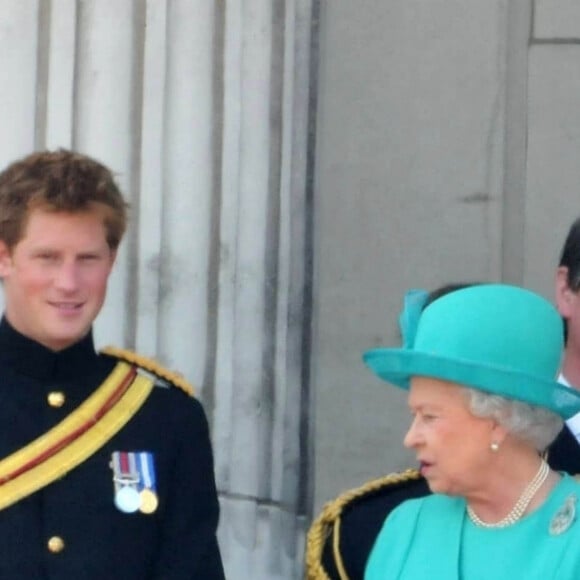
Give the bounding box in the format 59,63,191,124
138,452,156,491
112,451,139,485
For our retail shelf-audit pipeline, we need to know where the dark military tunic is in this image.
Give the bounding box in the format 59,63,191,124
0,318,225,579
547,425,580,476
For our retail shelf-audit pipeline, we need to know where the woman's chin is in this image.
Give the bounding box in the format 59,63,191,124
424,477,448,495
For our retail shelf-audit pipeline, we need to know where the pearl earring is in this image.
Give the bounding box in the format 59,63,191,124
490,442,499,452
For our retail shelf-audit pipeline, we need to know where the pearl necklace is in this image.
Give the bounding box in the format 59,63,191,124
467,460,550,528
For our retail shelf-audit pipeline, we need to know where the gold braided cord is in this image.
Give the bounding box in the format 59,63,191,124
100,346,195,397
332,516,349,580
305,468,422,580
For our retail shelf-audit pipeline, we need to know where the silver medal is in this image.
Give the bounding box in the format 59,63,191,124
111,451,141,513
114,485,142,513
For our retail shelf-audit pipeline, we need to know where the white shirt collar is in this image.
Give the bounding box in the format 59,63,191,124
559,373,580,440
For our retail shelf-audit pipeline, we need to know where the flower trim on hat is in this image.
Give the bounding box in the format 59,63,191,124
398,289,429,349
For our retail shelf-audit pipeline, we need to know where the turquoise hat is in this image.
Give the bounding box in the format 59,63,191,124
363,284,580,419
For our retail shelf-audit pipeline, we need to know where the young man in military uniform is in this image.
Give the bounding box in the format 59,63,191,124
0,150,225,578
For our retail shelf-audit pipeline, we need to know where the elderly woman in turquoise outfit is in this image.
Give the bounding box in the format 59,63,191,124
363,284,580,579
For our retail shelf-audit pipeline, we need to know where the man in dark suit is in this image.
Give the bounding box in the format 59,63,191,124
0,150,225,578
550,217,580,474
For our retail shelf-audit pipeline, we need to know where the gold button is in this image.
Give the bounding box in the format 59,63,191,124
47,392,66,408
47,536,65,553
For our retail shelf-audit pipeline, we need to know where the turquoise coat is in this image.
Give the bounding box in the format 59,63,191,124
366,474,580,580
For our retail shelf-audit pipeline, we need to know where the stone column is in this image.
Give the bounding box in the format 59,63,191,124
0,1,318,578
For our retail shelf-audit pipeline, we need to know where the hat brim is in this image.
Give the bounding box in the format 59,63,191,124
363,348,580,420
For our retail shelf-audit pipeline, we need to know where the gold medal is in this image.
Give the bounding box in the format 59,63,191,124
139,488,159,514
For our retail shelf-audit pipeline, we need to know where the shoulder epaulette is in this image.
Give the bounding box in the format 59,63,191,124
100,346,195,397
306,468,422,580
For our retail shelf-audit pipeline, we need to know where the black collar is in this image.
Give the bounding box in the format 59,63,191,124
0,317,100,381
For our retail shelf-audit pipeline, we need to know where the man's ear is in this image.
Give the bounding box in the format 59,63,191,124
556,266,574,318
0,241,13,278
